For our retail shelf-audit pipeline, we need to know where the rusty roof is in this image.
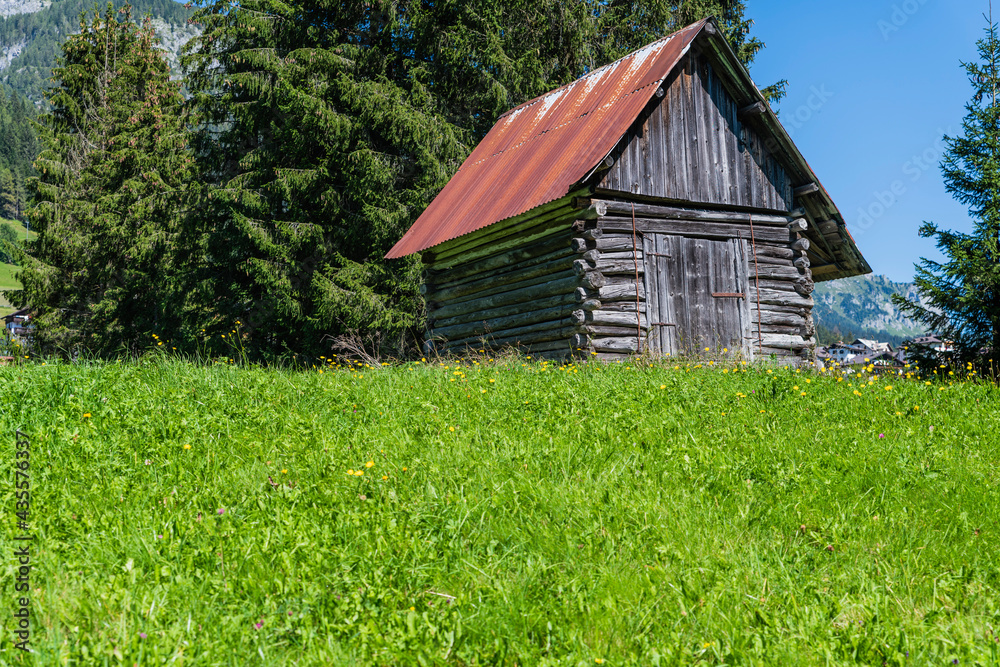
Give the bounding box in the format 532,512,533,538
385,19,709,259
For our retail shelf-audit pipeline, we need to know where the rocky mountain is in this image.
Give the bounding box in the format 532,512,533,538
0,0,195,104
812,273,932,346
0,0,48,19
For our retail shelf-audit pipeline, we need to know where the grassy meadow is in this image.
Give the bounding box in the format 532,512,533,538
0,354,999,665
1,219,33,243
0,218,25,318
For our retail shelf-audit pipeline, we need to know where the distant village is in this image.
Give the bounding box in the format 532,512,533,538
816,335,952,367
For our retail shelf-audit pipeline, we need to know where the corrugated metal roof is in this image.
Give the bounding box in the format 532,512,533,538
385,20,708,259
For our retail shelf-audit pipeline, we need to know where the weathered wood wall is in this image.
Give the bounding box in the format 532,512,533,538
599,48,793,212
577,199,816,362
423,199,599,359
642,233,753,356
422,198,816,364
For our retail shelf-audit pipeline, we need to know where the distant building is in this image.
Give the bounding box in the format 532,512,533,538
909,335,953,353
826,342,866,364
895,335,955,364
3,307,33,344
821,338,899,365
852,338,893,355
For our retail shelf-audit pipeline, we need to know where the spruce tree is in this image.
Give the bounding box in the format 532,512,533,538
183,0,471,359
15,4,198,355
0,169,16,220
0,87,40,179
893,19,1000,363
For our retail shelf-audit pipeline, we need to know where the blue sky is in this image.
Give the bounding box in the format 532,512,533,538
748,1,986,283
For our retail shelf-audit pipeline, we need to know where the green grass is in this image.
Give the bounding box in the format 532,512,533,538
0,261,23,315
0,262,22,291
1,356,999,665
0,217,35,242
0,218,25,313
0,229,25,312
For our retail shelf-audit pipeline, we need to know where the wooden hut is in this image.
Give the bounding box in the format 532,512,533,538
386,18,871,362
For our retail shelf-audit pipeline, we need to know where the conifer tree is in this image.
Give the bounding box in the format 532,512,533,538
894,18,1000,363
0,169,16,220
0,87,40,179
14,4,198,355
183,0,471,359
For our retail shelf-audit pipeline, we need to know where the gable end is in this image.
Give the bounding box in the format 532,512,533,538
598,49,793,212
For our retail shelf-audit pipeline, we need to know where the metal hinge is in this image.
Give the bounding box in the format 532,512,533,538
652,322,677,327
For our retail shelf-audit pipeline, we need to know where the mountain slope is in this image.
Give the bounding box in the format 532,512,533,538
0,0,195,104
812,274,931,346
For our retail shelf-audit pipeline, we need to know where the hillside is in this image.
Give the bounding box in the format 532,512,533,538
0,0,196,104
813,273,931,345
0,357,996,664
0,216,27,316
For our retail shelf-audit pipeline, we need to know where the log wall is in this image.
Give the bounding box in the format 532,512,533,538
576,198,816,363
422,198,816,364
423,200,596,359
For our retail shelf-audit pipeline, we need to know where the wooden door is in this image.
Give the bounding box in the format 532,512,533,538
643,234,752,357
